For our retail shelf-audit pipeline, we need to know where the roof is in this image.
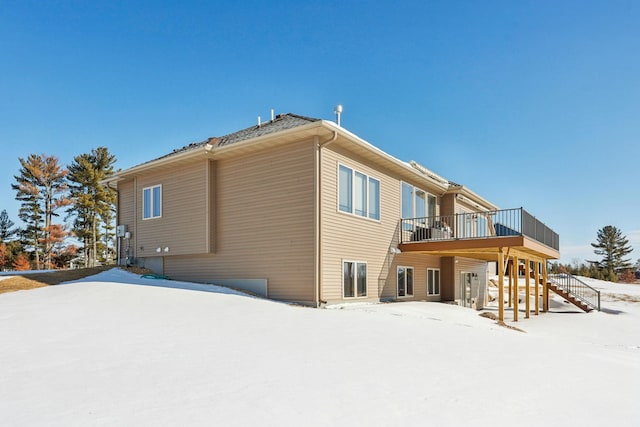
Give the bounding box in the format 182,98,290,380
165,113,320,159
106,112,496,209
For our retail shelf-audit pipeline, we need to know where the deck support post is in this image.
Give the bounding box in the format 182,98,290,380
525,258,531,319
513,256,519,322
498,249,505,322
508,259,512,308
534,261,540,315
542,260,549,312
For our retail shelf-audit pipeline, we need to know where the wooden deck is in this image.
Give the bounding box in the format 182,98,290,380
399,235,560,262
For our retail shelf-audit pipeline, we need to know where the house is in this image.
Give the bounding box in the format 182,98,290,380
105,113,561,321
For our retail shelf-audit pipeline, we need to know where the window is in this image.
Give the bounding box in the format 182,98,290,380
427,194,436,217
397,266,414,297
338,164,380,220
343,261,367,298
368,177,380,220
338,165,352,213
402,183,436,230
427,268,440,295
354,172,367,216
401,182,435,221
143,185,162,219
401,182,413,219
477,214,487,238
415,189,426,218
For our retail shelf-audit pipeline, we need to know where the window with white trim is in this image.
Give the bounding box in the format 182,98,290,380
397,266,414,297
143,185,162,219
427,268,440,295
338,164,380,220
401,182,436,220
343,261,367,298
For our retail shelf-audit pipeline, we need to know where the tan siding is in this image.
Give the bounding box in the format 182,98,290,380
384,253,442,301
208,160,216,253
440,256,455,301
454,257,488,306
320,145,442,303
135,161,209,257
117,180,135,261
163,140,316,303
441,193,456,217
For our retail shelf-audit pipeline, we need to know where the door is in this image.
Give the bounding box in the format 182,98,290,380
460,272,472,307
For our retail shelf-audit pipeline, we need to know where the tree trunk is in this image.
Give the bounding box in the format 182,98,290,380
92,215,98,267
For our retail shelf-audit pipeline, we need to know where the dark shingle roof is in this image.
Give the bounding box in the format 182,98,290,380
217,113,320,147
168,113,320,157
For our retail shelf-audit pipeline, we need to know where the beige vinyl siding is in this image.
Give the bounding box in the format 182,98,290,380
320,145,441,303
454,257,488,306
385,253,442,301
440,193,456,218
117,179,135,260
135,161,209,257
164,140,316,303
440,256,455,301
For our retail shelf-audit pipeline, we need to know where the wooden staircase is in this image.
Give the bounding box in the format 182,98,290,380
547,281,593,312
547,273,601,312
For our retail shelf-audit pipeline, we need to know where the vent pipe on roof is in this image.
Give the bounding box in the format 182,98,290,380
334,104,343,126
257,116,261,127
271,109,275,121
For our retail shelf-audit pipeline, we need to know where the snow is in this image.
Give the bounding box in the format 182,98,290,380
1,269,638,426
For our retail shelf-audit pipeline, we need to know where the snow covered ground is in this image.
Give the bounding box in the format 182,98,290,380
1,269,638,426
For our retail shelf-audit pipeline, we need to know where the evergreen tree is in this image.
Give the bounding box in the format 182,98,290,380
5,240,24,270
12,154,70,269
0,210,18,242
12,155,45,268
67,147,117,267
590,225,633,282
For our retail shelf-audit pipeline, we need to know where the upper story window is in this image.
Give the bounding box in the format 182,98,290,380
401,182,436,219
143,185,162,220
338,164,380,221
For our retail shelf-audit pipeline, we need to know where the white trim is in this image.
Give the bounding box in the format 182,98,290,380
336,162,381,222
342,259,368,299
142,184,162,220
397,265,414,298
427,268,441,296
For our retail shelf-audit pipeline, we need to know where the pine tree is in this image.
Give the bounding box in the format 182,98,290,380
12,154,70,269
13,155,45,268
590,225,634,282
67,147,117,267
0,210,18,242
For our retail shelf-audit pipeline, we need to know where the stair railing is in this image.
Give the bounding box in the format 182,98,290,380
548,274,601,311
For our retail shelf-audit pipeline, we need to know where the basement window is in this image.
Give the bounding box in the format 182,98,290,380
427,268,440,295
397,266,414,297
343,261,367,298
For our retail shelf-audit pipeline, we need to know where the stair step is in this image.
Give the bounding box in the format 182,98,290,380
547,285,592,313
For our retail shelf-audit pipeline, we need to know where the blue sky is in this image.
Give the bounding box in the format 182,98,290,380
1,0,638,264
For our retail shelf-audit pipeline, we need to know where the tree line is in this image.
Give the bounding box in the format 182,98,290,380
0,147,116,271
